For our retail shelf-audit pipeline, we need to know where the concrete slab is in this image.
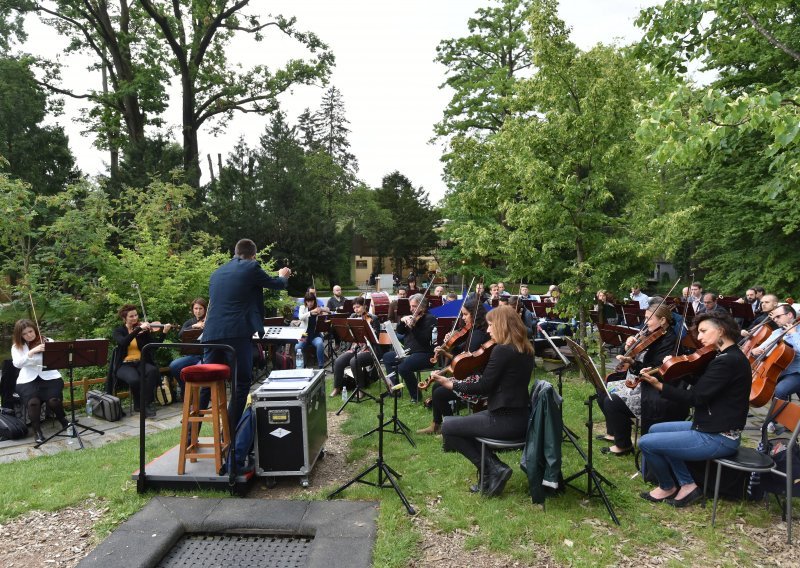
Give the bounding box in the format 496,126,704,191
78,496,378,568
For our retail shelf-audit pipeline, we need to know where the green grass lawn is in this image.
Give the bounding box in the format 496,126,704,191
0,370,789,566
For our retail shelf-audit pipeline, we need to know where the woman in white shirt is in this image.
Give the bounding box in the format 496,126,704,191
11,319,67,443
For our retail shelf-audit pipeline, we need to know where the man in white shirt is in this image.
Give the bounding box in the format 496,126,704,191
629,285,650,310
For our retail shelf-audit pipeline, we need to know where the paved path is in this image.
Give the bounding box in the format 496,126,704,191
0,401,184,464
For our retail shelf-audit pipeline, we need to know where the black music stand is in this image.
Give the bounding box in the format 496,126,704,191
334,319,378,414
328,388,416,515
357,324,415,448
36,339,108,450
563,338,619,525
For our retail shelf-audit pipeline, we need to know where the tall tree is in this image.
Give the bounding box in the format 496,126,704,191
0,57,78,195
635,0,800,293
137,1,334,187
440,0,659,340
433,0,533,137
374,171,439,274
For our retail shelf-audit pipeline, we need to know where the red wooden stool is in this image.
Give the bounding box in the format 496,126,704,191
178,363,231,475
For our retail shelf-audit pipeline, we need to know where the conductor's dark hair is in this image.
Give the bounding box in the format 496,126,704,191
234,239,257,259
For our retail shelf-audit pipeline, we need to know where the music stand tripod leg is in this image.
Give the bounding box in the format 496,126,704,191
328,391,416,515
35,360,105,450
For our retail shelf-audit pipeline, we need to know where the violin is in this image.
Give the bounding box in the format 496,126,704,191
634,344,717,388
420,339,496,390
616,327,666,373
430,321,472,365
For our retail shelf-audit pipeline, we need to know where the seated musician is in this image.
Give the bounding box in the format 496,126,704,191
595,290,618,325
330,297,380,398
444,292,458,303
638,312,750,506
741,294,778,336
485,283,500,308
695,292,727,315
168,297,207,402
497,282,511,297
518,283,540,302
297,292,329,368
432,285,445,297
382,293,436,402
751,304,800,432
537,286,572,337
112,304,172,418
469,282,488,304
388,286,408,324
326,285,348,313
11,319,68,443
418,298,489,435
434,306,534,497
596,302,688,456
508,295,538,338
629,285,650,310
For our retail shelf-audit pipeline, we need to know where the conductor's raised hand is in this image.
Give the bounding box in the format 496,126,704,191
278,267,291,278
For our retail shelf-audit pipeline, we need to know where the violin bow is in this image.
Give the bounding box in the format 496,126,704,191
132,281,148,322
409,272,436,323
675,273,694,356
450,277,475,337
28,290,43,343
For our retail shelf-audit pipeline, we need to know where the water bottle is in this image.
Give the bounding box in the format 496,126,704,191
431,326,438,347
86,398,93,417
295,346,304,369
342,386,348,401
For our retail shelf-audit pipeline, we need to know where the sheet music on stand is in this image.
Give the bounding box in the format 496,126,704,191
538,328,572,369
381,322,408,359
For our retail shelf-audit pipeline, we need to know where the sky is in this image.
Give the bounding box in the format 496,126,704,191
24,1,661,205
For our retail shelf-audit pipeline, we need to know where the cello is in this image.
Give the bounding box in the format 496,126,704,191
749,321,800,408
740,318,778,359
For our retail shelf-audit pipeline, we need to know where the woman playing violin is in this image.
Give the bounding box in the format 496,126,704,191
297,292,329,368
596,302,687,456
417,298,489,435
381,293,436,402
330,297,380,398
434,305,534,497
638,311,750,507
168,297,207,402
112,304,172,418
11,319,68,443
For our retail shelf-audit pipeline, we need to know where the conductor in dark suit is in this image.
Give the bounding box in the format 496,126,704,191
203,238,291,429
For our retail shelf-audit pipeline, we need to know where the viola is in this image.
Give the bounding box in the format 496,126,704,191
419,339,496,390
635,344,717,388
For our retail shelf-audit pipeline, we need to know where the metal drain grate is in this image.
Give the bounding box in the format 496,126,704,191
158,533,313,567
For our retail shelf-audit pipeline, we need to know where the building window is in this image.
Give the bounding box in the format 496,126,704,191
356,260,368,269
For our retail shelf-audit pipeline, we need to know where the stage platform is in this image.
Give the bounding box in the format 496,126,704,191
132,441,255,493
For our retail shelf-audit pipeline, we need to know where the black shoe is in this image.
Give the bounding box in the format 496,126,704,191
58,417,69,429
483,458,512,497
34,428,45,444
668,486,703,508
145,403,157,418
600,446,632,456
640,490,676,503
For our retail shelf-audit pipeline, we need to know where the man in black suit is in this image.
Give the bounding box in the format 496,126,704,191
203,238,291,430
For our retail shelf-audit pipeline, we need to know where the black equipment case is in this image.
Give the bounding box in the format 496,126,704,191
253,369,327,487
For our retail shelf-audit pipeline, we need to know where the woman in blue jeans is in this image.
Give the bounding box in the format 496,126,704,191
638,311,751,507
